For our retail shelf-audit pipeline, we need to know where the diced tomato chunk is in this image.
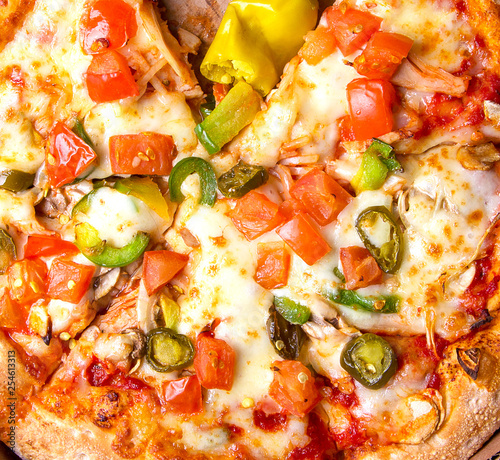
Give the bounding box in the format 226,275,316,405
290,168,352,226
46,258,95,304
299,26,337,65
194,333,236,390
86,50,139,103
46,122,97,188
109,132,175,175
254,242,291,290
161,375,203,415
353,32,413,79
325,6,382,56
24,235,79,259
340,246,383,290
228,190,285,241
142,250,189,295
278,198,306,220
277,213,331,266
269,360,321,418
0,288,26,330
213,83,230,104
346,78,396,140
7,259,47,304
81,0,138,54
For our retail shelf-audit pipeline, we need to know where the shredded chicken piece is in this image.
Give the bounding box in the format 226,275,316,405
391,55,470,97
279,135,313,155
279,154,320,166
270,164,294,200
139,2,198,94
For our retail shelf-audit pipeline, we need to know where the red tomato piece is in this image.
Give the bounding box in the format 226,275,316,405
109,132,175,175
0,288,26,330
269,360,321,418
254,242,291,290
7,259,47,304
277,213,331,266
228,190,285,241
299,26,337,65
338,115,356,142
290,168,353,226
194,333,236,390
325,6,382,56
346,78,396,140
161,375,203,415
81,0,138,54
85,50,139,103
353,32,413,79
47,258,95,304
213,83,230,104
24,235,79,259
340,246,383,290
278,198,307,220
46,122,97,188
142,250,189,295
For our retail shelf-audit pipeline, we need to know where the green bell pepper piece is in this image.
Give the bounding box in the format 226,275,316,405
75,222,149,268
168,157,217,206
195,81,261,155
201,0,318,96
351,139,402,194
114,177,169,220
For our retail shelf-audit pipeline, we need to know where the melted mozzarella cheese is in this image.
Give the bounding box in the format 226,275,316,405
165,186,311,457
349,0,471,71
74,187,167,247
85,92,199,179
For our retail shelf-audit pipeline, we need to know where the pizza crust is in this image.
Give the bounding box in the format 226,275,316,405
345,318,500,460
465,0,500,74
0,0,35,53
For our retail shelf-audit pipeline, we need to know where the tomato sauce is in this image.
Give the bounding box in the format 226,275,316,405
252,409,288,432
288,412,335,459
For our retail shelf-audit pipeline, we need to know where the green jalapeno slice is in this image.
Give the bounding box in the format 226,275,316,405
218,161,269,198
341,333,397,389
266,305,306,360
273,296,310,325
0,229,16,274
146,327,194,373
0,170,35,192
326,288,399,313
168,157,217,207
356,206,403,274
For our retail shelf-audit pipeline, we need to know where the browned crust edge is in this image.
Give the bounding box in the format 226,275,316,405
346,319,500,460
465,0,500,75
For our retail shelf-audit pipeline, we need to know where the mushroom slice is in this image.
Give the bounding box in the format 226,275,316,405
28,302,51,345
389,388,444,444
457,143,500,171
457,347,481,380
93,329,147,372
94,267,121,300
484,100,500,128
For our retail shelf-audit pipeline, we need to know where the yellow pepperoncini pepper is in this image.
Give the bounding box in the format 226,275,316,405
201,0,319,96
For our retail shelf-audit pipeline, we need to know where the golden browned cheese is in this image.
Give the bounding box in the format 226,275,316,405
0,0,35,52
466,0,500,74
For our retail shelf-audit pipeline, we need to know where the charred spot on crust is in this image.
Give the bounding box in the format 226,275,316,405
457,347,481,380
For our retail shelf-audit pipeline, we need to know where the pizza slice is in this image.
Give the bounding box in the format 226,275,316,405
1,0,500,459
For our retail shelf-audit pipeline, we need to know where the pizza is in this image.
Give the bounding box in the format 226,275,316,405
1,0,500,458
